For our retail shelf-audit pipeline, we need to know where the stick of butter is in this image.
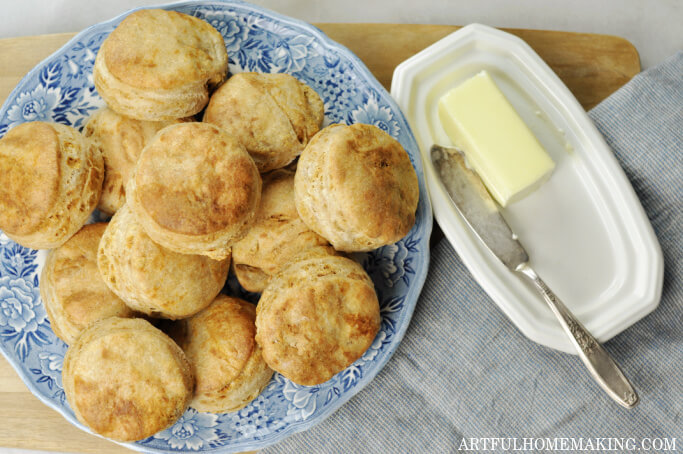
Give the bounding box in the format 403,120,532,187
438,70,555,206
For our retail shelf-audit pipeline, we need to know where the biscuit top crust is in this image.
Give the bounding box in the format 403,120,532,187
256,256,380,385
325,123,419,241
135,123,260,236
203,73,324,171
65,317,192,441
0,122,60,236
181,296,256,395
250,73,324,148
102,9,227,90
49,223,131,330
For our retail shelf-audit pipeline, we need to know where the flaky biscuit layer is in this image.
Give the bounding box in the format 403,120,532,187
232,169,333,292
97,203,229,319
40,223,134,344
0,122,103,249
83,108,187,214
177,296,273,413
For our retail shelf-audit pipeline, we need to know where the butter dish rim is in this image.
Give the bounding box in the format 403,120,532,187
391,23,663,354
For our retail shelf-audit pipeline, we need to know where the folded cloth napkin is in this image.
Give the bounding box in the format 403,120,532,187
264,52,683,453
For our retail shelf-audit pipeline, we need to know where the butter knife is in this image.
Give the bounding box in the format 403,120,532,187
431,144,638,409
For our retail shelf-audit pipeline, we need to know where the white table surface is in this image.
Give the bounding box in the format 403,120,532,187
0,1,680,453
1,0,682,69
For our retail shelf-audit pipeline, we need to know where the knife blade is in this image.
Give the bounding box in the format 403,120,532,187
430,144,528,270
430,143,639,409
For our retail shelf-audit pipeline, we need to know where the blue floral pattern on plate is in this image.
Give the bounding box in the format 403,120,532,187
0,1,432,452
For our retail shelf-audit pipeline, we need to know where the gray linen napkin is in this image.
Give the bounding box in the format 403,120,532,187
264,52,683,453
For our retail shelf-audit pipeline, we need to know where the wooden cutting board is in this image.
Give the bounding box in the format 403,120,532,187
0,24,639,454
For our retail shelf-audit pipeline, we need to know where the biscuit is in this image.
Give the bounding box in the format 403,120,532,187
93,9,228,120
127,122,261,260
232,169,334,292
204,72,324,172
294,123,419,251
255,256,380,385
40,223,135,344
176,296,272,412
97,203,229,319
0,121,103,249
62,317,193,441
83,108,187,214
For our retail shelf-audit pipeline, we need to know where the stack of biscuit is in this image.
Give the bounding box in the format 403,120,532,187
0,7,419,443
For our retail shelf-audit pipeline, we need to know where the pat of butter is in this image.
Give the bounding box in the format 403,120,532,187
438,70,555,206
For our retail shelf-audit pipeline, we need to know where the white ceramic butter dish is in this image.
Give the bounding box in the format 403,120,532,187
391,23,663,353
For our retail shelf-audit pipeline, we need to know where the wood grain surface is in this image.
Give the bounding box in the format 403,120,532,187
0,23,639,454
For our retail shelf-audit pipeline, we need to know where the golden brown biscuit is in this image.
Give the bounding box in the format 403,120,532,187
204,72,324,172
40,223,135,344
97,203,229,319
62,317,193,441
83,108,187,214
127,122,261,260
176,296,272,412
232,169,334,292
255,256,380,385
294,123,419,252
94,9,228,120
0,122,103,249
234,246,336,294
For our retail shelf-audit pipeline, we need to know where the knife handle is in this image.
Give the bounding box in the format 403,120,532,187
515,263,639,408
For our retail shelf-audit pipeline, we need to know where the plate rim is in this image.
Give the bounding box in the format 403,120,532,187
0,0,433,452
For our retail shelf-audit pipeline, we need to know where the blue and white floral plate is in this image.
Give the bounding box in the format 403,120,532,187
0,1,432,452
